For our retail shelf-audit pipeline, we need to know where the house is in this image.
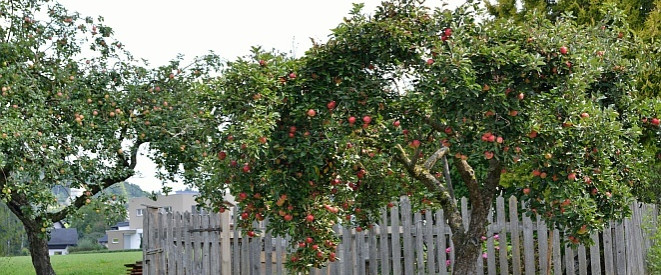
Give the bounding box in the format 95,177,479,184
48,228,78,255
106,191,235,251
105,221,138,250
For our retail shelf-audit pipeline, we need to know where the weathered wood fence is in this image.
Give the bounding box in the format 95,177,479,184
142,196,659,275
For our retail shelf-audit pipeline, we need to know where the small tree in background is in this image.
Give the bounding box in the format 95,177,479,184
197,0,660,273
0,1,221,274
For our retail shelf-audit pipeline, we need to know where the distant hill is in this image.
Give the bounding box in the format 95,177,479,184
53,182,148,204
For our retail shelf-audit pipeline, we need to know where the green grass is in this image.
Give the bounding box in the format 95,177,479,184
0,251,141,275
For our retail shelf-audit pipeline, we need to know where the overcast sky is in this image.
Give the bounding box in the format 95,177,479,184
56,0,466,192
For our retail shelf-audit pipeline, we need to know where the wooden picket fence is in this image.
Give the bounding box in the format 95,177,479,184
142,196,659,275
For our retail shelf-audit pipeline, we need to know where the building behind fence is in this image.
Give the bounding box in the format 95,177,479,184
142,195,659,275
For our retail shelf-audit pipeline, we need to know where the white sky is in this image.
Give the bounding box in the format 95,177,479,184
56,0,466,192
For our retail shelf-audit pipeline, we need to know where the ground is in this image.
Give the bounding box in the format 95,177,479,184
0,251,141,275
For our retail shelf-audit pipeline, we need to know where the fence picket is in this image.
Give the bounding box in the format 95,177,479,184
414,211,424,275
380,209,390,275
522,208,534,275
436,210,447,275
391,205,402,275
536,215,548,275
589,233,601,275
496,196,508,275
509,196,522,275
368,225,378,275
425,210,435,275
401,197,414,275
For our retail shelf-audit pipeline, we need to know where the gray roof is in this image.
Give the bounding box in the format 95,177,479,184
98,234,108,243
48,228,78,246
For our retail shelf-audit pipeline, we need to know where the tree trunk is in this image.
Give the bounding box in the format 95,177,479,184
26,226,56,275
451,194,493,275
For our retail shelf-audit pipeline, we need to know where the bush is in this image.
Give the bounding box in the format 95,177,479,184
68,238,107,253
645,210,661,273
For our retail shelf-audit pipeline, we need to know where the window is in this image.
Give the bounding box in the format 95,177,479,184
54,251,62,255
162,206,172,214
112,238,119,244
136,209,143,216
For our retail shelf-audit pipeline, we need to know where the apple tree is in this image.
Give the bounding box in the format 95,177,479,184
0,1,221,274
197,0,660,273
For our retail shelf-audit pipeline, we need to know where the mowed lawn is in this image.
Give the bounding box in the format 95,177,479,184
0,251,141,275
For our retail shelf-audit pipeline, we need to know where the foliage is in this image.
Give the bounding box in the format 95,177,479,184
66,237,106,253
644,210,661,273
0,251,142,275
195,0,660,271
0,202,26,256
0,0,221,273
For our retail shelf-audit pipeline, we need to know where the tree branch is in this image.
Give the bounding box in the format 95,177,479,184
422,116,447,133
423,147,448,170
440,155,455,201
455,159,481,204
394,145,463,235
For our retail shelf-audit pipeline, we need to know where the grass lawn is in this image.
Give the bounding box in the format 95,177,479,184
0,251,141,275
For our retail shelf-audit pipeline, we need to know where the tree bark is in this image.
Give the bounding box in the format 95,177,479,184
5,195,56,275
451,200,492,275
26,226,56,275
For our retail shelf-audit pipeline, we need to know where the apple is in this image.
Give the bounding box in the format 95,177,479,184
509,110,518,116
528,130,538,138
305,214,315,223
305,237,314,244
393,120,401,127
247,231,255,237
484,151,494,160
444,28,452,36
230,160,238,167
496,136,504,144
356,226,363,232
410,140,421,148
517,93,525,100
387,202,394,208
259,60,267,66
312,244,319,250
426,59,434,65
327,101,337,110
568,173,577,181
605,192,612,198
238,192,248,201
348,116,357,125
540,172,547,179
544,153,552,159
532,170,541,177
523,188,530,195
240,212,249,220
577,225,588,235
581,112,589,118
362,116,372,124
298,242,306,248
559,46,568,55
307,109,316,117
652,118,660,126
289,72,297,79
329,252,336,262
284,214,293,221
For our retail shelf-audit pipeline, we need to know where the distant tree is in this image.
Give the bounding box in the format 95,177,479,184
0,202,26,256
0,1,221,274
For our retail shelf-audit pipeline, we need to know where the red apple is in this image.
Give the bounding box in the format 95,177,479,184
241,212,249,220
327,101,337,110
289,72,297,79
393,120,401,127
230,160,238,167
581,112,589,118
568,173,577,181
247,231,255,237
218,151,227,160
484,151,494,160
410,140,421,148
362,115,372,124
305,237,314,244
652,118,660,126
517,93,525,100
348,116,357,125
532,170,541,177
307,109,316,117
284,214,293,221
298,242,306,248
259,60,267,66
305,214,315,223
238,192,248,200
444,127,452,134
523,188,530,195
242,164,250,173
444,28,452,36
559,46,568,55
258,136,267,144
426,59,434,65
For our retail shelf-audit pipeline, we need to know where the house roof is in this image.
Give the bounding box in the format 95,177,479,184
98,234,108,243
48,228,78,246
111,221,130,229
